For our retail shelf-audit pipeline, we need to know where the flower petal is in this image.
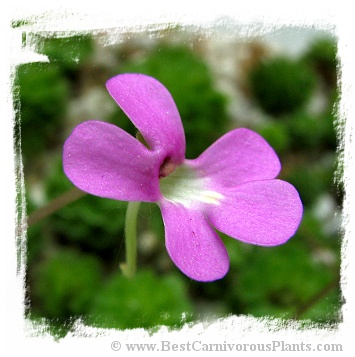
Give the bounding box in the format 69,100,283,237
159,200,229,282
106,73,186,164
207,180,303,246
63,120,162,202
189,128,281,190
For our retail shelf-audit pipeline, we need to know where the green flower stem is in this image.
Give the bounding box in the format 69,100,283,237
121,201,141,279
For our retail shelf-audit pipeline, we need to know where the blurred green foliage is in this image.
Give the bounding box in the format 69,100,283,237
33,34,94,73
21,33,342,338
15,34,94,163
15,63,69,159
86,270,193,330
231,236,338,321
31,248,103,318
249,57,316,116
302,37,338,89
44,158,127,261
114,45,229,158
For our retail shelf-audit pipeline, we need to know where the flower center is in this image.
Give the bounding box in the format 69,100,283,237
159,163,224,208
159,158,176,178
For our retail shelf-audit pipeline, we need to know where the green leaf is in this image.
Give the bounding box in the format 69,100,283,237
31,248,103,318
86,270,194,330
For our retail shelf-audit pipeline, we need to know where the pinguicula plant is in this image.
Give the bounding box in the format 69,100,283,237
63,73,303,282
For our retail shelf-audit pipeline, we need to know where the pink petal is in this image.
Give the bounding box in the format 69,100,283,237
159,200,229,282
106,73,186,165
189,128,281,191
63,120,162,202
207,180,303,246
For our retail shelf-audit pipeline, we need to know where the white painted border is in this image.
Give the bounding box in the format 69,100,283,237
2,1,354,355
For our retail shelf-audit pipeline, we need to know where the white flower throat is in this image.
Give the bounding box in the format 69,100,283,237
159,163,224,208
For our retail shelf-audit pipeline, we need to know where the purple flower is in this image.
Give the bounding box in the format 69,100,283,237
63,73,303,282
